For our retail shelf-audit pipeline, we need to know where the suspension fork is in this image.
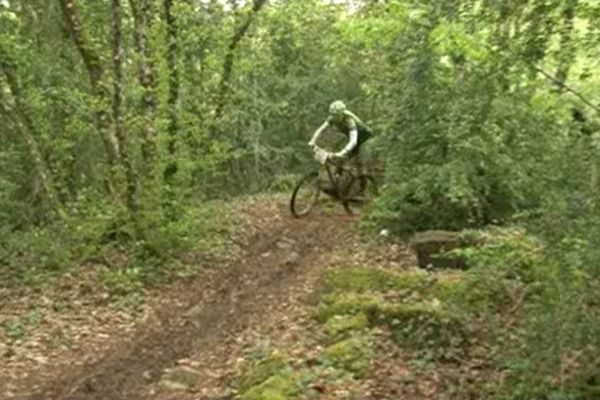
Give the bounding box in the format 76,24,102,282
324,162,354,198
324,163,341,197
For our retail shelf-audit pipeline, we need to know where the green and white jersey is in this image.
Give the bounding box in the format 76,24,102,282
309,108,372,158
327,110,371,144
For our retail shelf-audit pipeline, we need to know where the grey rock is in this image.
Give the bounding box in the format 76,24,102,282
410,230,468,269
183,304,204,319
276,238,295,250
0,342,9,358
285,251,301,265
159,380,190,391
160,366,200,390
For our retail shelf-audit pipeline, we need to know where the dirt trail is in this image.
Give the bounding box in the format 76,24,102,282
17,199,368,400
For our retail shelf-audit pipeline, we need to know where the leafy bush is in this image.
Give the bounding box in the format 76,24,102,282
498,235,600,399
0,195,228,299
451,226,600,399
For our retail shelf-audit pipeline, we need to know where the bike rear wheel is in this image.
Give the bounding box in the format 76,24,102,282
342,174,377,214
290,171,321,218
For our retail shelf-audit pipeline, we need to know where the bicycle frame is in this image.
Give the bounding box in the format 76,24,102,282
290,146,374,217
313,146,355,200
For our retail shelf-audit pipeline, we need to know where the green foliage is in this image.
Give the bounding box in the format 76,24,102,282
445,226,600,399
2,309,43,342
0,196,227,302
498,235,600,399
231,347,298,400
320,267,431,294
99,267,144,298
321,336,373,378
315,292,383,323
367,301,467,353
324,314,369,342
363,0,599,235
0,147,26,227
266,173,301,193
241,375,296,400
1,225,78,288
233,350,290,394
440,227,542,313
315,232,600,395
315,266,468,359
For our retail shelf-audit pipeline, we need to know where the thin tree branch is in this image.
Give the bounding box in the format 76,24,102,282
112,0,138,212
58,0,122,176
534,66,600,116
129,0,158,166
0,52,64,215
163,0,180,181
213,0,267,123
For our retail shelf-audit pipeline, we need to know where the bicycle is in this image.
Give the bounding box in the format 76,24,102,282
290,146,377,217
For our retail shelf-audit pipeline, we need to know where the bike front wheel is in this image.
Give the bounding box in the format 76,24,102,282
290,171,321,218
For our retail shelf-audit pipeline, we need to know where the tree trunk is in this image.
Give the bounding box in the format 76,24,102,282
213,0,267,125
0,53,64,217
163,0,180,182
129,0,158,168
58,0,121,195
111,0,138,212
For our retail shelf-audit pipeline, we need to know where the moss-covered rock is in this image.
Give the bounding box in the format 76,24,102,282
324,313,369,341
366,301,467,350
320,267,431,295
241,374,296,400
234,351,290,393
321,336,373,378
315,292,384,323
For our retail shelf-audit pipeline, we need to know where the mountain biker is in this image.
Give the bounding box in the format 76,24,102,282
308,100,372,168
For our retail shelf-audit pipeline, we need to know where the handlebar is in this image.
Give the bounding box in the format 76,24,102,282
312,146,331,165
311,145,344,165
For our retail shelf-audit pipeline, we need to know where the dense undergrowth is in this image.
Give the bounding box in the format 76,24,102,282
0,199,229,300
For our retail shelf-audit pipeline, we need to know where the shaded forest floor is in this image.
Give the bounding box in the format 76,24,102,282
1,196,478,400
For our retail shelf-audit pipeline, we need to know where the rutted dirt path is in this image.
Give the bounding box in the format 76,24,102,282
3,197,410,400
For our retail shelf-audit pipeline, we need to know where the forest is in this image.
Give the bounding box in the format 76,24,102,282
2,0,600,399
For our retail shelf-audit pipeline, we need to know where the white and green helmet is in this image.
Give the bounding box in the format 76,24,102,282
328,100,347,116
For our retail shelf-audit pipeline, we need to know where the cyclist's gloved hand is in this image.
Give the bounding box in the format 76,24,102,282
326,152,342,163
